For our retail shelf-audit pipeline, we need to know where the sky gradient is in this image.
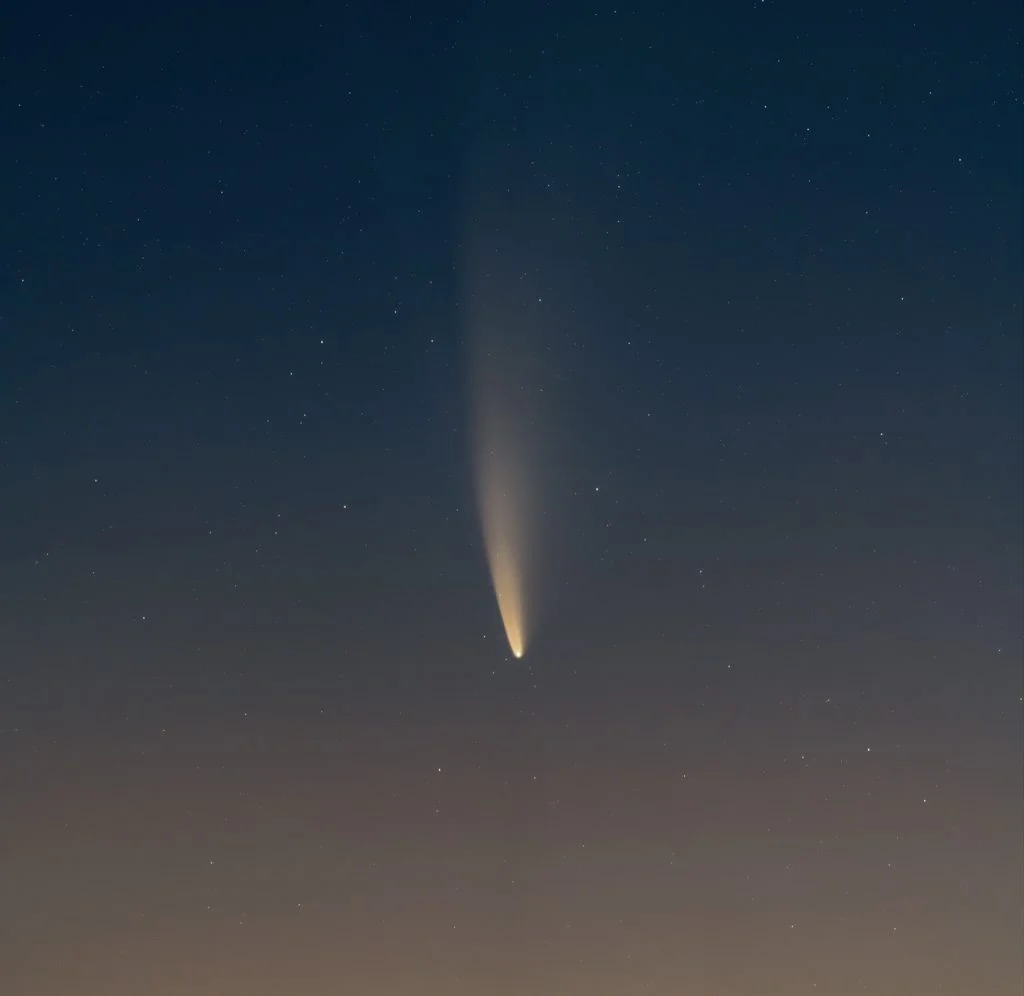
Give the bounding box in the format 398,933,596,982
1,1,1021,993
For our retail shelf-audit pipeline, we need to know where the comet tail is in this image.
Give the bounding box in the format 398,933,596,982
475,434,528,658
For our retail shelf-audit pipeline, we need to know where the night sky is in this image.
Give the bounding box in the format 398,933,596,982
2,2,1021,994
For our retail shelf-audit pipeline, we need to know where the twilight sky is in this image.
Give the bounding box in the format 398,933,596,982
1,1,1021,994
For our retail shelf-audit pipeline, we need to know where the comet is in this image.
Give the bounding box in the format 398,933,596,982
475,425,529,658
466,289,540,659
463,180,556,660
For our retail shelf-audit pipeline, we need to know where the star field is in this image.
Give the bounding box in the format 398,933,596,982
1,1,1020,994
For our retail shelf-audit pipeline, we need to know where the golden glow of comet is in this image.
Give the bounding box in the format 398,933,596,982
475,433,528,658
464,177,556,660
466,283,539,658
